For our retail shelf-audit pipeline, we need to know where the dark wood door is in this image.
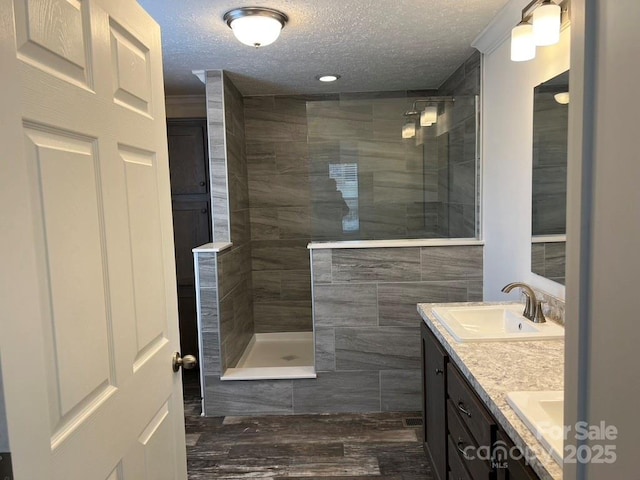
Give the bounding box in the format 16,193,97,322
167,118,211,365
167,122,209,195
422,322,448,480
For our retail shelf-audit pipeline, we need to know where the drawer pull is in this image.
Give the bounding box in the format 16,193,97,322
457,401,472,417
456,440,473,460
434,368,443,375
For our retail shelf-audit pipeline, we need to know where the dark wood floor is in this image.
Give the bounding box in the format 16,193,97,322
182,372,433,479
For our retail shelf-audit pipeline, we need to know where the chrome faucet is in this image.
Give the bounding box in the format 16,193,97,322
501,282,546,323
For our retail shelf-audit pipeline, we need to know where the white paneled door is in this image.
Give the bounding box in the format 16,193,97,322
0,0,188,478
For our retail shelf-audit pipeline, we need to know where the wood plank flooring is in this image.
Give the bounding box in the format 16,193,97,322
183,373,433,479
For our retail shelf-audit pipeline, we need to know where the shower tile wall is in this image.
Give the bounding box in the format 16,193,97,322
310,245,483,413
205,71,229,242
306,92,438,241
203,72,255,370
244,95,324,333
436,51,481,238
244,92,438,334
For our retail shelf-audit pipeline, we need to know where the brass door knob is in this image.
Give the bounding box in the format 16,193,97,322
172,352,198,372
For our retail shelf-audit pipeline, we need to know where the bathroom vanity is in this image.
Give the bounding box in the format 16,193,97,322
418,302,564,480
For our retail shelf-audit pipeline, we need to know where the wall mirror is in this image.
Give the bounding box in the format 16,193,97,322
530,70,569,285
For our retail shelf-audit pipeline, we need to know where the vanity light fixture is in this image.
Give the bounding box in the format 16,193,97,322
510,0,568,62
511,21,536,62
554,92,570,104
224,7,288,48
532,0,561,46
316,75,341,82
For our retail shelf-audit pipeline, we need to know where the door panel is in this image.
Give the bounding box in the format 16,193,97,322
172,200,211,286
0,0,187,479
167,123,208,195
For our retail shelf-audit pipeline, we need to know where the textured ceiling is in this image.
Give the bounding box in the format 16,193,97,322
137,0,510,96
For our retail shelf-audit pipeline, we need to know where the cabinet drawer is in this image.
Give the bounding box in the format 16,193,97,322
447,401,491,480
447,436,472,480
495,431,539,480
447,363,495,447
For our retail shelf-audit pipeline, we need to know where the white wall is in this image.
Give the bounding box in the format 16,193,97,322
475,1,569,301
564,0,640,477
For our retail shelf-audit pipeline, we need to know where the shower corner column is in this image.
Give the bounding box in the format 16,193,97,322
192,242,231,413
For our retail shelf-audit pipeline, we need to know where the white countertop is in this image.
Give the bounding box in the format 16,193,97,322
418,302,564,480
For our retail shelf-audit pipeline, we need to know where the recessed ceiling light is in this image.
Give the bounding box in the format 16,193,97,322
316,75,341,82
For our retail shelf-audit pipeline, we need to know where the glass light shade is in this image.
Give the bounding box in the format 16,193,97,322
532,3,561,46
229,15,283,47
554,92,570,104
511,23,536,62
402,122,416,139
420,106,438,126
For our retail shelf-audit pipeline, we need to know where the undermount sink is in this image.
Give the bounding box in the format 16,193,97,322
507,391,564,465
432,304,564,343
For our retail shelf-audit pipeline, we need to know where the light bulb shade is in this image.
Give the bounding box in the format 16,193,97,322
554,92,570,104
224,8,288,48
511,23,536,62
402,122,416,139
532,3,561,46
420,106,438,126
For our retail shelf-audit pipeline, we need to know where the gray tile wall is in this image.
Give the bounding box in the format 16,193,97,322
436,51,481,238
197,253,222,376
532,90,568,236
244,95,316,333
306,93,439,241
201,71,255,380
310,245,483,413
243,91,452,334
206,71,230,242
197,247,255,414
201,244,483,417
531,241,566,285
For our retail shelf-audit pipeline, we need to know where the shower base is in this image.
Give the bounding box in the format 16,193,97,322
221,331,316,381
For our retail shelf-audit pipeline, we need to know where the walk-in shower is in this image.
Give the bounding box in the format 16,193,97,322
194,66,481,416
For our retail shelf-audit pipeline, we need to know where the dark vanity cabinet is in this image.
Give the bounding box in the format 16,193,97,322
421,322,540,480
421,322,448,480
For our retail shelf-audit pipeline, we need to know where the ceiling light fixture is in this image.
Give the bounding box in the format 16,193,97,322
554,92,570,104
510,0,568,62
224,7,288,48
316,75,341,82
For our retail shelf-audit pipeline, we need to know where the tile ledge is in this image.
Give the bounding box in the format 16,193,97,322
192,242,233,253
307,238,484,250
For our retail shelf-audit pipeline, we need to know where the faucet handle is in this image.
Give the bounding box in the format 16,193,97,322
533,300,547,323
520,290,534,320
